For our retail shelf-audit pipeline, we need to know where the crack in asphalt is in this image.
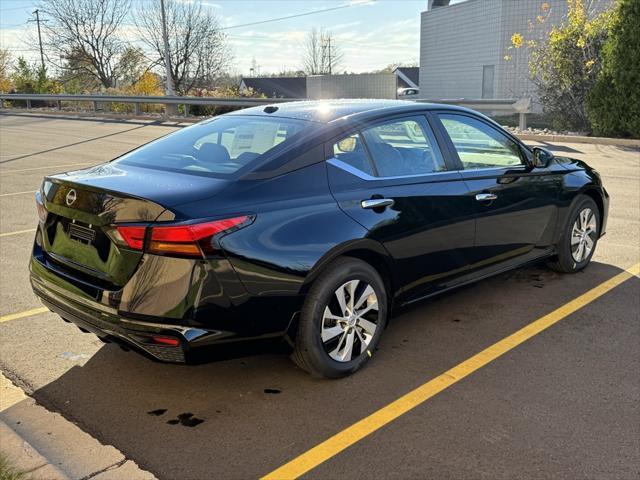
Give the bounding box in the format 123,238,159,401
78,458,128,480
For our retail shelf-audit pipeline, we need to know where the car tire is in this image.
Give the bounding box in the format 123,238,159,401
291,257,388,378
547,195,600,273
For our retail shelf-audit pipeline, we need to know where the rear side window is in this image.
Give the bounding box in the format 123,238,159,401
439,114,523,169
116,116,307,177
332,133,375,176
362,118,445,177
330,117,446,178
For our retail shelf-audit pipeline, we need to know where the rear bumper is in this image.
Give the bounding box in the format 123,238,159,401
31,276,216,363
29,234,301,362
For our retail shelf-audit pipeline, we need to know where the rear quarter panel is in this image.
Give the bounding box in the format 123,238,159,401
208,162,372,296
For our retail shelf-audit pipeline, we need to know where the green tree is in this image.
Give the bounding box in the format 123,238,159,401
586,0,640,138
527,0,612,132
0,48,12,92
12,57,60,93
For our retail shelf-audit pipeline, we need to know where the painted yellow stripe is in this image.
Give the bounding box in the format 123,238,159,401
0,307,49,324
0,162,92,174
262,262,640,480
0,190,36,197
0,228,36,238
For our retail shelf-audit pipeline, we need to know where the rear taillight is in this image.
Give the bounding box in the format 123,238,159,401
114,226,146,250
112,216,252,258
149,216,250,257
35,190,47,223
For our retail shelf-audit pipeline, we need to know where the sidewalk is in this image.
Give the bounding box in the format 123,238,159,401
0,373,156,480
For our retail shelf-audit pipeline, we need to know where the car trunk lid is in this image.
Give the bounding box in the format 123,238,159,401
39,163,229,287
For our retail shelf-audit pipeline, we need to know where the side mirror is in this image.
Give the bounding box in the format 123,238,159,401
532,146,554,168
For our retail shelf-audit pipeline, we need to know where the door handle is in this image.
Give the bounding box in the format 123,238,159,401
361,198,395,210
475,193,498,202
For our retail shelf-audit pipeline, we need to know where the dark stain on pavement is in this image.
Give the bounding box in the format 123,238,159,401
167,412,204,427
147,409,167,416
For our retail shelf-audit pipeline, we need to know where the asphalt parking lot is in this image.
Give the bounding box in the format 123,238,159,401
0,112,638,479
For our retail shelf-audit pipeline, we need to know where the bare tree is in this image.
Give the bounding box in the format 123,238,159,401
302,28,343,75
39,0,131,89
136,0,230,95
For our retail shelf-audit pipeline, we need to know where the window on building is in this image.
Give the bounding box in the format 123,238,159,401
482,65,495,99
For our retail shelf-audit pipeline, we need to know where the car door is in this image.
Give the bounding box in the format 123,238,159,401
326,114,476,303
434,111,564,273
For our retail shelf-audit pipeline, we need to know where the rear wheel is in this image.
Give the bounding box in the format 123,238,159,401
291,258,388,378
548,195,600,273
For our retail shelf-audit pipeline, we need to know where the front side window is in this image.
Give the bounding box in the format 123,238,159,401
361,117,446,177
116,116,307,177
439,114,523,170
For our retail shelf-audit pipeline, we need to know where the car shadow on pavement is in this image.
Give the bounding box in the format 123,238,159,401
23,261,634,479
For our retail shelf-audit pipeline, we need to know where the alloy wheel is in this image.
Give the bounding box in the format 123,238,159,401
571,207,597,263
321,279,379,362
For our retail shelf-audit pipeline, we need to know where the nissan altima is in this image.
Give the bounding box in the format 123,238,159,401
30,100,608,377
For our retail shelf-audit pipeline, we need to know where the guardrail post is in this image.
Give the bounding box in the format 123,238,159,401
57,100,62,110
26,99,32,109
164,103,177,118
519,112,527,131
134,103,141,116
92,101,98,112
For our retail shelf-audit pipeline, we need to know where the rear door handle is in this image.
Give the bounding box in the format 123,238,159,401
361,198,395,209
475,193,498,202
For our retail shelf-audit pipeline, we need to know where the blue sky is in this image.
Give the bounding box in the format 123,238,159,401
0,0,459,75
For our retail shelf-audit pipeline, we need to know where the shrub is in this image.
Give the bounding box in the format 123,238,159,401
527,0,612,132
586,0,640,138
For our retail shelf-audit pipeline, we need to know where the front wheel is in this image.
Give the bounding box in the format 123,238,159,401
291,258,388,378
548,195,600,273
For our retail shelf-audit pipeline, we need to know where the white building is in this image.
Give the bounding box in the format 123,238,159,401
419,0,612,101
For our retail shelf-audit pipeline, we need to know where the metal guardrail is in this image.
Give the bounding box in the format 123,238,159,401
0,93,302,118
0,94,530,129
419,98,531,129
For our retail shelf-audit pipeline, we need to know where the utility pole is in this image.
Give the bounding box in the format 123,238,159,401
159,0,175,96
327,36,332,75
32,9,45,70
321,34,332,75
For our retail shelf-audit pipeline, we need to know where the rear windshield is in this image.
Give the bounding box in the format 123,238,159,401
115,115,308,177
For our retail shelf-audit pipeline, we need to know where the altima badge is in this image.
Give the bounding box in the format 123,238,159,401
65,189,77,206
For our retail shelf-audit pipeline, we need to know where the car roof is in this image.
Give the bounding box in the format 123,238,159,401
225,99,476,124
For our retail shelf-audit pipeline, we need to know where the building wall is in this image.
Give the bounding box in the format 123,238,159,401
419,0,503,99
307,74,397,100
419,0,613,102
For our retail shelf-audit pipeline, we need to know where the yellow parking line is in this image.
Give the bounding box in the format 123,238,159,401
0,307,49,324
262,262,640,480
0,162,92,174
0,228,36,238
0,190,35,197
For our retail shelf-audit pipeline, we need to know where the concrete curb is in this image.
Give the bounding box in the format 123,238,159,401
0,419,70,480
0,373,156,480
516,133,640,147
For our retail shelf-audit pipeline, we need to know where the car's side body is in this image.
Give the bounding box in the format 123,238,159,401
29,101,609,363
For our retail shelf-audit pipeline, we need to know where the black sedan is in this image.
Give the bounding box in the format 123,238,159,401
30,100,609,378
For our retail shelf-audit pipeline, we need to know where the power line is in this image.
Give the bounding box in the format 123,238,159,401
0,5,33,12
221,1,375,30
